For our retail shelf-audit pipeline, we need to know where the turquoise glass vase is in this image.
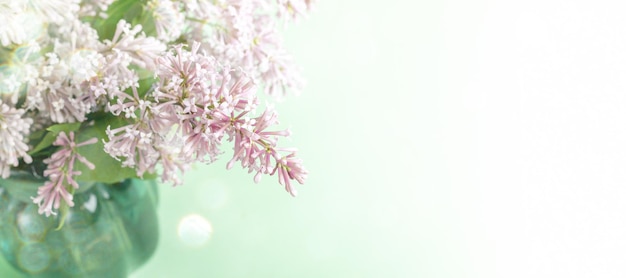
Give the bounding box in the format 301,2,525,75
0,171,159,277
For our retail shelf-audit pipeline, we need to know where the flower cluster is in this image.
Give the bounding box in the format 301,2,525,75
0,0,311,216
0,101,32,178
105,43,306,195
32,132,97,216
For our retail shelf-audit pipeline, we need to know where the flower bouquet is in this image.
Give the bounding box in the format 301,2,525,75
0,0,310,276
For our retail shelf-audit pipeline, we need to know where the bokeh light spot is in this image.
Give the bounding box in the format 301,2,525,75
177,214,212,248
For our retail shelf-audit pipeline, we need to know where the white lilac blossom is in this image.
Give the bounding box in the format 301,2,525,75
0,101,33,178
0,0,78,47
20,19,105,124
79,0,115,17
0,0,312,216
148,0,185,42
24,0,81,24
0,9,40,47
0,2,25,46
0,43,42,103
26,49,101,123
276,0,316,20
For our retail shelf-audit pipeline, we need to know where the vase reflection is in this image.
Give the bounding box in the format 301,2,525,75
0,175,159,278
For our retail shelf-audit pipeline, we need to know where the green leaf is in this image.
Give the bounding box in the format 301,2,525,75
29,122,82,155
73,116,139,183
55,187,74,230
28,133,57,155
47,122,81,133
134,6,157,37
93,0,146,41
0,47,13,64
91,0,158,42
135,75,157,97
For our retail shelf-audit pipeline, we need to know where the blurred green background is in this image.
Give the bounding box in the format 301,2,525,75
136,0,626,277
133,1,475,277
3,0,626,277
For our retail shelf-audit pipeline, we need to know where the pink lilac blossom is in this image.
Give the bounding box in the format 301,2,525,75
31,131,97,216
0,0,312,216
180,0,306,96
89,20,166,103
259,50,304,97
104,43,307,192
103,20,166,70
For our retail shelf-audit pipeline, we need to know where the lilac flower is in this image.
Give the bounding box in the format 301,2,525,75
0,43,42,103
0,0,312,218
276,0,315,20
224,106,307,193
104,43,306,192
104,122,160,177
39,86,96,123
0,0,81,47
0,101,33,178
79,0,115,18
180,0,306,97
147,0,185,42
23,21,104,123
274,152,307,196
0,4,29,46
259,51,304,96
155,141,188,186
24,0,80,24
31,131,97,216
103,20,166,70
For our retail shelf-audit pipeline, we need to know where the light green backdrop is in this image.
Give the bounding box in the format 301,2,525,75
136,0,626,277
133,1,476,277
135,0,472,278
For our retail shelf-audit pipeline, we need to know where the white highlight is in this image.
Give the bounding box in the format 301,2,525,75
177,214,212,248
